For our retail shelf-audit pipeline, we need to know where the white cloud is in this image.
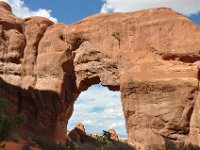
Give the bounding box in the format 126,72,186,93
83,120,93,125
68,84,127,137
109,121,124,129
1,0,57,22
101,0,200,16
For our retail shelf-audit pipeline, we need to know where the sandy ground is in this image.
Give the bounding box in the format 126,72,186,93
0,141,43,150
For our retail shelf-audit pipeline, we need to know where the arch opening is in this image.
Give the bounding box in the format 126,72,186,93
68,83,127,138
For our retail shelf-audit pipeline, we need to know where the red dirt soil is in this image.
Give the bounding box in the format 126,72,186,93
0,140,43,150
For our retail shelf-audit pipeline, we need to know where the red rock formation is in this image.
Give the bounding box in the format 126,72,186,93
1,2,200,149
108,129,119,141
67,122,87,143
68,123,87,141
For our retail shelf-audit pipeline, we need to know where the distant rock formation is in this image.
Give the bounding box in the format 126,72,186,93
67,123,119,143
68,122,87,142
1,1,200,149
108,129,119,141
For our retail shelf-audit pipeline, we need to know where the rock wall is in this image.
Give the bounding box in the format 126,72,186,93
1,2,200,149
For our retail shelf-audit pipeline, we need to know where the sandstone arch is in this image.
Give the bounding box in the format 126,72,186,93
1,2,200,149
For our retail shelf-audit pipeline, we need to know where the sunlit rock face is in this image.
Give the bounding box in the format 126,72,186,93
1,2,200,149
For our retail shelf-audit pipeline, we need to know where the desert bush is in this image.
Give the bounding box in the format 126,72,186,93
66,130,134,150
95,130,134,150
165,138,200,150
0,98,26,141
8,133,21,143
22,144,31,150
78,143,101,150
34,136,66,150
77,141,134,150
96,130,112,145
105,141,134,150
183,144,200,150
96,135,111,145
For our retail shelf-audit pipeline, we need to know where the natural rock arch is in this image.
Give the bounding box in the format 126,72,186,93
1,2,200,149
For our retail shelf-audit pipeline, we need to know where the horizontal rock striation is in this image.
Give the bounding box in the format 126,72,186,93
1,2,200,149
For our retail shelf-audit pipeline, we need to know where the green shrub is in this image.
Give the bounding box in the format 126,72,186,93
95,130,134,150
97,130,112,144
96,135,108,144
0,98,26,141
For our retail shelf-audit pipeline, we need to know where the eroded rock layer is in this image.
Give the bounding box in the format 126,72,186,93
1,2,200,149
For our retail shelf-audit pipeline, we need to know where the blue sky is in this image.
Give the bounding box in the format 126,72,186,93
24,0,103,24
68,84,126,137
2,0,200,137
2,0,200,25
190,13,200,25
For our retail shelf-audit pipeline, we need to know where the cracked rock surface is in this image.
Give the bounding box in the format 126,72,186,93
1,2,200,149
